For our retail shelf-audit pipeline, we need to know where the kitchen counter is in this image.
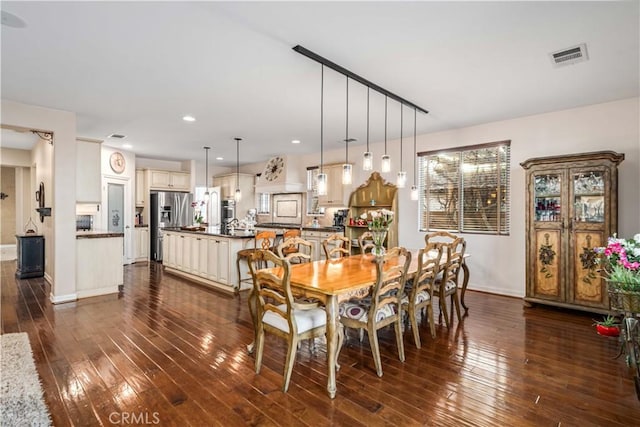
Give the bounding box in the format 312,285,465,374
76,230,125,239
163,226,256,239
256,223,344,233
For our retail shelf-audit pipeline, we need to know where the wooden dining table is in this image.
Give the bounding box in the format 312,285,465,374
258,250,471,399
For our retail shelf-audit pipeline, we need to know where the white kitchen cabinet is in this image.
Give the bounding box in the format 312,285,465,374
163,232,175,268
147,169,190,191
302,229,342,261
317,163,351,207
206,237,230,284
212,172,255,218
135,169,146,207
76,139,102,203
134,227,149,262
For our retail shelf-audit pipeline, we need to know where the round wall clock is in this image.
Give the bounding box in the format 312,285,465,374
263,156,285,182
109,152,126,174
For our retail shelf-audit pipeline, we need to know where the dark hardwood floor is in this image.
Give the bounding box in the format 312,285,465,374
2,259,639,426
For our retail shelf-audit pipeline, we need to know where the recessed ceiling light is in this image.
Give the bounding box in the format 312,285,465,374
122,143,133,149
183,115,196,122
216,157,223,161
291,139,301,144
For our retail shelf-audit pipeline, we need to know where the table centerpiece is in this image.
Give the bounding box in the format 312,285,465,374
595,233,640,312
360,208,394,256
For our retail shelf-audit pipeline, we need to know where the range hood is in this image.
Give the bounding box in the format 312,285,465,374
255,155,305,193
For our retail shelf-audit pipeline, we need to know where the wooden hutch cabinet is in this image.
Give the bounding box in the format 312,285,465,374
345,172,398,253
521,151,624,313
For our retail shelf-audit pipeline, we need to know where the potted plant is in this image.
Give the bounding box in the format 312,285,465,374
593,315,620,337
595,233,640,312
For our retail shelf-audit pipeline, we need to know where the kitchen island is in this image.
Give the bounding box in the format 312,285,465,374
76,230,124,299
161,227,255,293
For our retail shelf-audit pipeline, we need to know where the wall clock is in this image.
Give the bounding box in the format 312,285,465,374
263,156,285,182
109,152,126,174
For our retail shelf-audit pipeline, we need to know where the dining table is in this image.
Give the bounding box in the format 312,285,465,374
256,249,471,398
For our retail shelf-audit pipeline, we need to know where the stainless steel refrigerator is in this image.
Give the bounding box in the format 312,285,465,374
150,191,193,261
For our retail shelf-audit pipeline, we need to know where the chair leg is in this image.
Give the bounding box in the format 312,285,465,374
254,326,265,374
452,291,462,323
394,318,405,362
440,296,451,328
282,336,298,392
335,323,344,370
359,328,364,342
247,290,257,354
409,306,421,349
427,304,436,338
236,256,243,290
367,328,383,377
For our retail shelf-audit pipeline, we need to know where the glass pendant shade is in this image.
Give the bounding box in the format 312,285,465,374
410,184,418,200
235,188,242,202
317,172,328,195
396,171,407,188
381,154,391,172
342,164,352,185
363,151,373,171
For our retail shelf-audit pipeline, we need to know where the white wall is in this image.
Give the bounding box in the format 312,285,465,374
241,97,640,298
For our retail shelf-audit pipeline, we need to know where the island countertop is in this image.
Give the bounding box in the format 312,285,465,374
76,230,125,239
162,227,257,239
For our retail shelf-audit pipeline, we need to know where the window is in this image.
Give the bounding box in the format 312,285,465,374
257,193,270,215
418,140,510,235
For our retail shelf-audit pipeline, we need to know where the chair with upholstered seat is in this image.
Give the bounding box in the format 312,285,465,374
277,236,313,264
249,249,327,392
434,238,466,328
322,234,351,259
401,243,443,348
236,230,276,290
358,231,375,254
339,247,411,377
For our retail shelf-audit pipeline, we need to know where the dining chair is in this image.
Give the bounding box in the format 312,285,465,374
434,238,466,328
277,236,313,264
401,243,443,348
236,230,277,290
358,231,376,254
322,234,351,259
280,229,301,257
249,249,327,392
424,230,458,246
339,247,411,377
246,248,279,355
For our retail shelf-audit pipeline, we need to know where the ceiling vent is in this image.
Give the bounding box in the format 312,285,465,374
549,43,588,67
108,133,126,139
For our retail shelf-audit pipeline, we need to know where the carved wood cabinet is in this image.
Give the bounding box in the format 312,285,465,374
521,151,624,313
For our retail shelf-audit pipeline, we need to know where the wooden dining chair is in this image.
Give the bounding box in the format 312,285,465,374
424,230,458,246
322,234,351,259
277,236,313,264
236,230,276,290
401,243,443,348
434,238,466,327
339,247,411,377
246,248,278,355
280,229,301,257
250,249,327,392
358,231,375,254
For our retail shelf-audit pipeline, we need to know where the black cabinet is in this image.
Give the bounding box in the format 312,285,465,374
15,234,44,279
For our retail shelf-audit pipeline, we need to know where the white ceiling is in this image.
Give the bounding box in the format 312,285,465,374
1,1,638,167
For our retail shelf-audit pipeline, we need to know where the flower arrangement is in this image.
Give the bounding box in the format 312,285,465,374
595,233,640,291
192,200,206,224
360,209,394,231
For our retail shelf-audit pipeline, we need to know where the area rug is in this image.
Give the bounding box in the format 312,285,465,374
0,333,51,426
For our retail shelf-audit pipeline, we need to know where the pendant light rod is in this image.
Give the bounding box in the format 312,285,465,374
293,45,429,115
413,108,417,185
345,76,349,163
384,96,388,154
321,64,324,173
400,105,403,169
366,87,370,152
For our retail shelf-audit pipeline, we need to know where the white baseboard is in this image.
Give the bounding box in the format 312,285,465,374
466,285,524,298
0,244,16,261
77,286,120,299
49,292,78,304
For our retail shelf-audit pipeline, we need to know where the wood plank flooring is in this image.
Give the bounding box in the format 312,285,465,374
2,260,639,426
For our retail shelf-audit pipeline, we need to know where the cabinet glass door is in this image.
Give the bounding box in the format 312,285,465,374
534,174,561,222
572,171,605,223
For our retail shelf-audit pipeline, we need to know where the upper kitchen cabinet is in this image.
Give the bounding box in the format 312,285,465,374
147,169,190,191
212,172,255,218
135,169,146,207
309,163,351,207
76,139,102,203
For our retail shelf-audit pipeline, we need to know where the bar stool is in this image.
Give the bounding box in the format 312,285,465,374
236,230,276,291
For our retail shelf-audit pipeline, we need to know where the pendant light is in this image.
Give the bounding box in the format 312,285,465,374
234,137,242,202
381,95,391,172
396,104,407,188
411,108,419,201
203,146,211,202
342,76,352,185
362,87,372,171
317,65,327,196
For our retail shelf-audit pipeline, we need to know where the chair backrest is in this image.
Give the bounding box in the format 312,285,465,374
322,234,351,259
254,230,276,250
440,237,466,287
358,231,375,254
277,237,313,263
249,250,297,334
280,229,301,256
409,243,443,303
424,231,459,246
370,247,411,322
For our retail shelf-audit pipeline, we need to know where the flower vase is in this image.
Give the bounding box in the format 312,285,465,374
370,229,387,257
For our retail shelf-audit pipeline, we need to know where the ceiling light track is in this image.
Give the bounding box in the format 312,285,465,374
292,45,429,115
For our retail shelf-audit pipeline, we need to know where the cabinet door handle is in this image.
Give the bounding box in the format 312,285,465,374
561,218,565,232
